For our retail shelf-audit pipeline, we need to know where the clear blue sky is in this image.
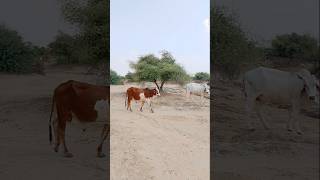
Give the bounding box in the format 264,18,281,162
111,0,210,76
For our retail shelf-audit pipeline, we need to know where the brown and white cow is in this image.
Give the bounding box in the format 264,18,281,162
125,87,160,113
48,80,109,158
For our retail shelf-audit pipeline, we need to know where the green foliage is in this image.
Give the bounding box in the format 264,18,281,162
48,31,77,64
193,72,210,81
124,72,137,82
0,25,38,73
110,70,123,85
211,7,262,79
130,51,189,90
55,0,109,65
271,33,319,62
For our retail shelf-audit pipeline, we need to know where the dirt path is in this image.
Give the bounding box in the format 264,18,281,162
0,66,108,180
213,80,319,180
110,85,210,180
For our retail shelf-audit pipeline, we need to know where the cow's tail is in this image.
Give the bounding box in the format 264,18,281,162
49,95,55,145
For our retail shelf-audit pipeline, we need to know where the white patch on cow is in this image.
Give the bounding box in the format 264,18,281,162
139,92,146,101
94,99,108,122
156,87,160,96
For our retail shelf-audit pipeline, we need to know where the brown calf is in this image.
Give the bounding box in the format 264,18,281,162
48,80,109,158
125,87,160,113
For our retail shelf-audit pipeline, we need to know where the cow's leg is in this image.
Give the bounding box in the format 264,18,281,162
292,103,302,135
186,90,192,100
245,97,256,131
254,101,270,130
146,98,154,113
140,101,145,112
128,98,133,112
53,117,60,152
201,93,205,105
97,124,109,157
59,121,73,157
126,97,129,110
287,107,294,132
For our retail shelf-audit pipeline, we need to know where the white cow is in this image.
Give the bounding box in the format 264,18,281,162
185,82,210,100
243,67,318,134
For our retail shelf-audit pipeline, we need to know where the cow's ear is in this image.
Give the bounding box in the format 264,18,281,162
296,72,307,82
296,69,312,82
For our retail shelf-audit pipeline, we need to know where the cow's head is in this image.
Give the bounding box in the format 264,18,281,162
202,83,210,95
297,69,317,102
153,87,161,97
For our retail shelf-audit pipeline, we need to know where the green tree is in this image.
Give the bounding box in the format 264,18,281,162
193,72,210,81
125,72,137,82
57,0,109,84
0,25,35,73
271,33,319,62
58,0,109,65
130,51,189,91
110,70,123,85
211,7,262,79
48,31,77,64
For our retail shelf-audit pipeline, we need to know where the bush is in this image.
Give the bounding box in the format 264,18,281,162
271,33,319,62
125,72,138,82
110,70,123,85
0,25,37,73
56,0,109,65
48,31,78,64
211,7,262,79
193,72,210,81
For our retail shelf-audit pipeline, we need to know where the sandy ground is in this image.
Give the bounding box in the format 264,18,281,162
213,80,319,180
110,84,210,180
0,66,108,180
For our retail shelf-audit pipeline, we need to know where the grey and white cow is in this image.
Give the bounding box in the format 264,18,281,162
243,67,318,134
185,82,210,100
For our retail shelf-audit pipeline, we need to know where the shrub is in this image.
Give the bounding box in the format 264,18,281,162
0,25,36,73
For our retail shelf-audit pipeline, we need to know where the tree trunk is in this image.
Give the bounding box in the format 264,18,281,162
160,81,165,92
153,79,160,90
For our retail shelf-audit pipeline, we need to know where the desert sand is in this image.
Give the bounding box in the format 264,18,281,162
0,65,108,180
213,79,319,180
0,66,210,180
110,84,210,180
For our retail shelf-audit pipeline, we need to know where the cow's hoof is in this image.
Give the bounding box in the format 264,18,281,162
296,131,303,135
287,128,293,132
97,153,106,158
54,147,59,152
64,152,73,158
